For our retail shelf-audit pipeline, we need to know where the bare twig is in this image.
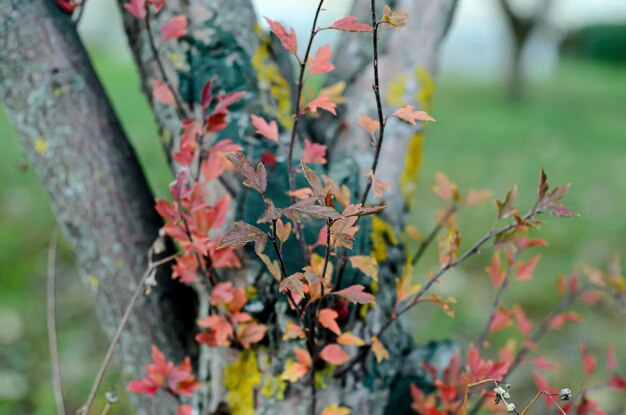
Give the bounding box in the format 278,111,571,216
47,230,67,415
287,0,325,193
411,205,457,266
144,10,192,119
76,253,178,415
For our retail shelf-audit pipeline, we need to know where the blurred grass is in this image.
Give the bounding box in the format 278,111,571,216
1,55,625,413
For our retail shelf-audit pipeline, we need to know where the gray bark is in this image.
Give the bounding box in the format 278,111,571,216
0,1,197,414
1,0,458,413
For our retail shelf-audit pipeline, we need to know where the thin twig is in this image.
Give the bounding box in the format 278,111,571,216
359,4,385,206
411,205,457,266
76,253,178,415
47,230,66,415
377,208,540,339
476,250,521,350
287,0,325,194
144,9,192,120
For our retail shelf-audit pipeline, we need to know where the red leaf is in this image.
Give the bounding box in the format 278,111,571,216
177,404,192,415
147,0,165,11
302,139,327,164
513,305,532,338
151,79,176,105
309,44,335,75
319,344,350,365
486,252,505,287
264,17,298,55
517,255,540,281
225,152,267,194
124,0,146,19
331,16,373,32
127,346,173,397
607,345,617,372
580,343,596,376
305,96,337,116
168,357,200,396
200,79,214,110
393,105,435,124
250,115,279,143
333,285,375,305
319,308,341,335
608,374,626,390
548,312,583,330
218,221,268,253
161,16,188,41
213,91,246,114
196,315,233,347
55,0,78,14
532,356,560,371
489,308,513,333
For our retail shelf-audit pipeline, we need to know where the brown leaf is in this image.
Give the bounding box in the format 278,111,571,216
225,152,267,194
218,221,267,253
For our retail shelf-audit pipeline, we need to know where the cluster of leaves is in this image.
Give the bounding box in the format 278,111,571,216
116,1,625,415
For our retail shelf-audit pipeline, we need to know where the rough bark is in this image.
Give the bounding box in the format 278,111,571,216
0,1,197,414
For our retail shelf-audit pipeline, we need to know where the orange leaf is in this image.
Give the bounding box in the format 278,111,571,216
309,44,335,75
319,344,350,366
333,285,375,305
393,105,435,124
302,139,327,164
250,115,279,143
238,323,267,349
305,96,337,116
358,114,380,135
432,172,458,202
371,336,389,362
319,308,342,335
517,255,540,281
349,255,378,281
337,332,365,346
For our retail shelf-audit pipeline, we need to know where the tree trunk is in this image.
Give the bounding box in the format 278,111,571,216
0,1,197,413
1,0,458,413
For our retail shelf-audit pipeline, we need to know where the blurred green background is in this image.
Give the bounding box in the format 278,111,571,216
1,1,626,414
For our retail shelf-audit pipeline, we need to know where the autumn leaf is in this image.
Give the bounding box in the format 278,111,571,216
495,186,518,220
371,336,389,362
489,308,513,333
264,17,298,55
337,332,365,346
382,5,408,29
305,96,337,116
127,346,172,396
321,403,352,415
427,294,457,318
333,285,375,305
319,308,342,335
151,80,175,105
517,255,540,281
319,81,346,105
161,16,188,41
358,114,380,135
301,161,325,198
368,170,390,199
309,44,335,75
196,315,233,347
281,348,312,383
580,343,596,376
285,197,341,221
124,0,146,19
513,304,532,338
349,255,378,282
250,115,279,143
283,322,305,340
218,221,268,253
331,16,372,32
280,273,305,297
302,139,327,164
225,152,267,194
319,344,350,365
466,189,492,206
393,105,435,124
275,219,292,244
432,172,458,202
238,323,268,349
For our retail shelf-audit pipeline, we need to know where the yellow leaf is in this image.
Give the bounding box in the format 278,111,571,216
224,350,261,415
349,255,378,282
371,216,398,262
337,331,365,346
321,403,351,415
371,336,389,363
386,73,407,107
319,81,346,105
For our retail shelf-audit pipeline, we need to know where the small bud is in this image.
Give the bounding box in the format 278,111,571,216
105,387,118,404
493,386,506,395
559,388,572,401
505,402,516,413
